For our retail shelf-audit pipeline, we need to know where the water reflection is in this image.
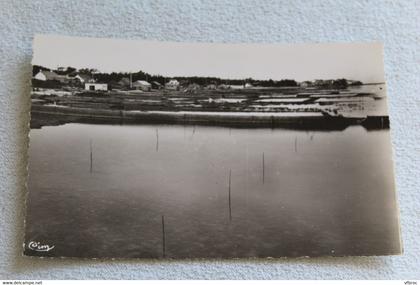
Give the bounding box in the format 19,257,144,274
25,123,400,258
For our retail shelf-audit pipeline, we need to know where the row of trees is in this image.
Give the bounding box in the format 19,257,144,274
33,65,360,88
33,65,300,87
86,71,300,87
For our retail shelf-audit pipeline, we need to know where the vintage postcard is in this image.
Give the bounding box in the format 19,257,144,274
25,35,401,258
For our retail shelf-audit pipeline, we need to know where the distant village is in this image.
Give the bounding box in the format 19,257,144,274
30,66,388,130
32,65,363,93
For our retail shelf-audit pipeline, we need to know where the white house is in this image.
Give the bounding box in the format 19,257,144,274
85,83,108,91
218,84,230,90
34,70,59,81
34,70,48,81
74,74,93,83
165,79,180,90
132,80,152,91
184,83,201,93
229,85,245,89
205,84,217,90
299,81,311,88
34,70,71,83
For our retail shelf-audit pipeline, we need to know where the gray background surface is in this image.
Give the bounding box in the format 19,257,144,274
0,0,419,279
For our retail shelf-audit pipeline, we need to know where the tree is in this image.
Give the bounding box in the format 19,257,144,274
32,65,50,76
332,79,348,89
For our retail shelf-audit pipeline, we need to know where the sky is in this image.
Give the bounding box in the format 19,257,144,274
32,34,385,83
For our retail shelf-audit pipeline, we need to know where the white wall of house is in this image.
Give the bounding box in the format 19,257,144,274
133,80,151,91
229,85,244,89
34,71,47,81
84,83,108,91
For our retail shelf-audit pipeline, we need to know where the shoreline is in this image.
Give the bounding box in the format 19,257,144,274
31,104,389,130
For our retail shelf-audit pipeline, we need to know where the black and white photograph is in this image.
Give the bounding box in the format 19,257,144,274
25,35,401,259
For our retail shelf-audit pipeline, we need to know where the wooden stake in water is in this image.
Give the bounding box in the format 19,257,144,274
228,169,232,222
262,152,265,184
161,215,166,257
89,140,93,173
294,136,297,153
156,128,159,152
190,125,196,140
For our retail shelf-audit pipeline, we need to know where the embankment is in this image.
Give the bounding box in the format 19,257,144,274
30,104,389,130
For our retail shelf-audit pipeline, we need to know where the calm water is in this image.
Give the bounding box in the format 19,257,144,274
26,123,401,258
